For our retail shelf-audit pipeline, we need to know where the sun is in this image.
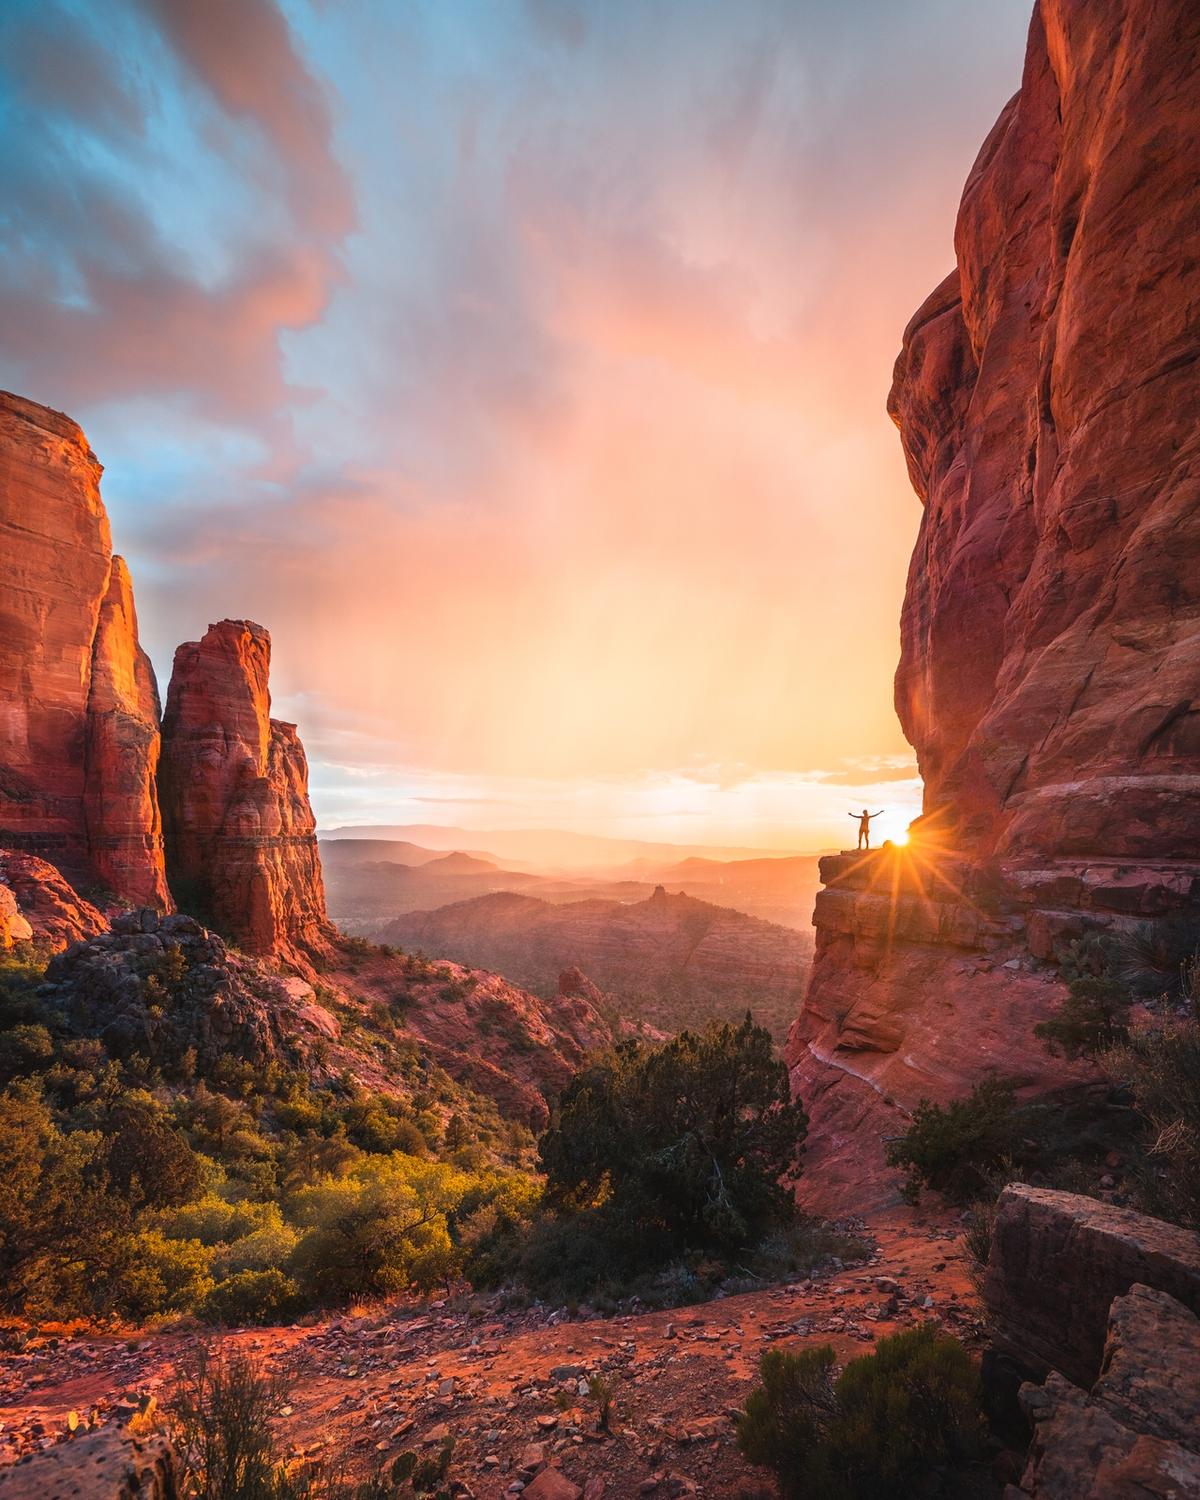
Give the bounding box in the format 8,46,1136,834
892,829,911,847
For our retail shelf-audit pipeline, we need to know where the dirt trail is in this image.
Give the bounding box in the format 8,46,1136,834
0,1207,980,1497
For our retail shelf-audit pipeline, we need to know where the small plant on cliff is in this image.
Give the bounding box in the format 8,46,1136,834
1034,974,1132,1060
1103,1014,1200,1230
736,1325,985,1500
884,1075,1020,1205
1055,931,1121,984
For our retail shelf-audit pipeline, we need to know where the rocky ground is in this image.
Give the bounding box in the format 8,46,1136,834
0,1208,981,1497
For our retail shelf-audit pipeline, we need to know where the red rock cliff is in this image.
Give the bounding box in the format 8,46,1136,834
159,620,332,969
789,0,1200,1211
0,391,169,909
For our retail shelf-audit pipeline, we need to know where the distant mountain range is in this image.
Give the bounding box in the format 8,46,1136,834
377,885,813,1040
320,836,822,932
321,822,820,873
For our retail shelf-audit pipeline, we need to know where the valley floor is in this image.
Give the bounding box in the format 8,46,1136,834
0,1206,983,1498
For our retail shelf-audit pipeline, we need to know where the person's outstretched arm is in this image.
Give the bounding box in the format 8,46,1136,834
872,810,884,817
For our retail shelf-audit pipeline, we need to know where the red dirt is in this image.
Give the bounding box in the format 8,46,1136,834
0,1205,981,1497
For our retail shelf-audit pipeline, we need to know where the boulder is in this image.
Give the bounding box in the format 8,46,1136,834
1091,1284,1200,1450
522,1471,583,1500
0,851,107,949
983,1185,1200,1388
0,878,32,948
1013,1281,1200,1497
1017,1372,1200,1499
0,1427,178,1499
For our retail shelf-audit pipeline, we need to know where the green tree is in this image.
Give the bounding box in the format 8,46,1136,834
103,1099,205,1209
0,1083,130,1316
539,1016,806,1272
884,1076,1020,1205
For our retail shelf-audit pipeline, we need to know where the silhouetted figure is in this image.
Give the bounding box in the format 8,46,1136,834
850,808,884,850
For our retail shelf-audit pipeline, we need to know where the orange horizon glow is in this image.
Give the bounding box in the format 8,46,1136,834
0,2,1033,851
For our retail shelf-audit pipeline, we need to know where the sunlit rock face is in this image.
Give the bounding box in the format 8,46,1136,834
0,391,169,909
159,619,332,971
0,392,332,965
789,0,1200,1212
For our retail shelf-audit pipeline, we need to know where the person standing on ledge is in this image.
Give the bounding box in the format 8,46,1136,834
850,808,884,851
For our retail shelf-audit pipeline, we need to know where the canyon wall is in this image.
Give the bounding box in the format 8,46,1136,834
159,620,331,968
788,0,1200,1210
0,392,168,908
0,392,329,968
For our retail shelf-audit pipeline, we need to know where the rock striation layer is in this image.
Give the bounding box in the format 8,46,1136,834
983,1184,1200,1389
0,392,168,909
788,0,1200,1210
158,620,332,969
983,1188,1200,1498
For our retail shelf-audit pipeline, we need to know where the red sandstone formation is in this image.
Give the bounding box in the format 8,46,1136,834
789,0,1200,1212
891,1,1200,863
0,392,168,908
83,558,170,907
0,852,107,949
0,392,332,966
158,620,332,969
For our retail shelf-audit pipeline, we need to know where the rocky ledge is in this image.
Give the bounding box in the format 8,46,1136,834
987,1188,1200,1499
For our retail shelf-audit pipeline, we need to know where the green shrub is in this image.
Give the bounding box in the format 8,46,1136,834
211,1216,299,1278
737,1326,985,1500
203,1269,300,1326
0,954,49,1029
535,1015,805,1288
1055,932,1120,984
1035,975,1131,1060
118,1229,215,1319
885,1076,1020,1205
1115,920,1200,998
287,1155,472,1302
0,1083,131,1317
963,1197,998,1274
169,1346,287,1500
0,1022,54,1083
389,1439,454,1495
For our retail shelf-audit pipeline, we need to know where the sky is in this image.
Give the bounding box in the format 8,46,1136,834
0,0,1031,852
